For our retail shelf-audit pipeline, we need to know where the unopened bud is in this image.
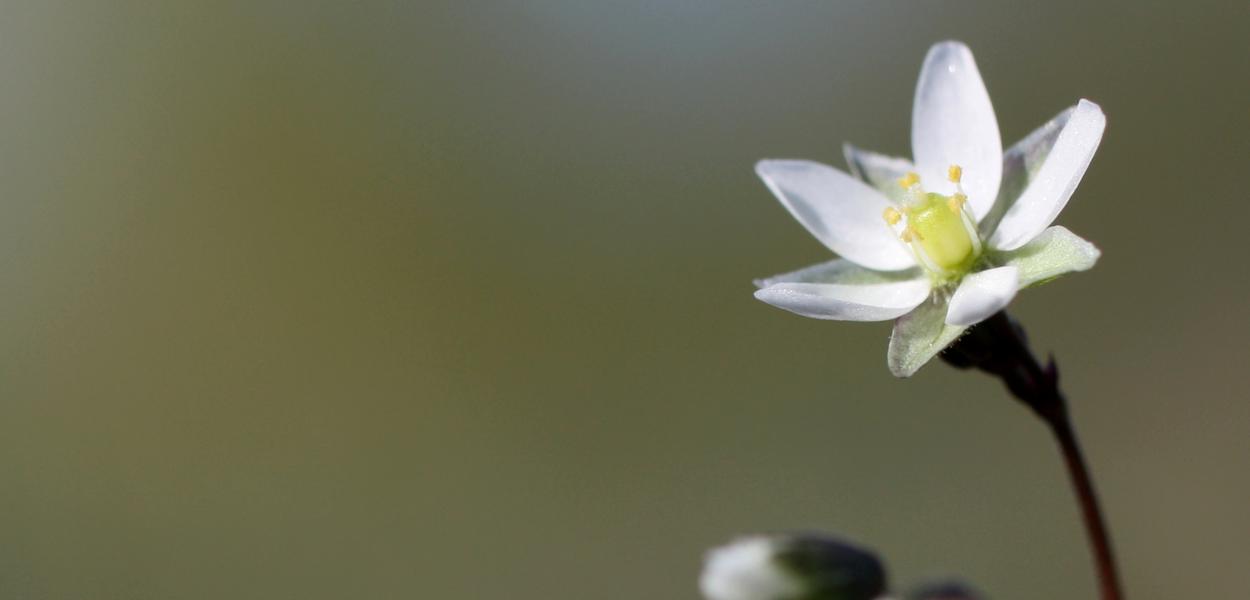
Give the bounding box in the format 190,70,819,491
700,533,887,600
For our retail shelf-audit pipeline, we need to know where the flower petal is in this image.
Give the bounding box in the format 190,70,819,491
995,226,1100,288
988,99,1106,251
911,41,1003,221
887,296,966,378
754,279,930,322
944,266,1019,326
843,143,914,204
978,105,1074,237
755,258,924,289
756,159,916,271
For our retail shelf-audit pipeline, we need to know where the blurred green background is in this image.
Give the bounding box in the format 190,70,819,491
0,1,1246,598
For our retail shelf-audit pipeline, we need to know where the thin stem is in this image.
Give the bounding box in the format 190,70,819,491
1047,407,1123,600
941,311,1124,600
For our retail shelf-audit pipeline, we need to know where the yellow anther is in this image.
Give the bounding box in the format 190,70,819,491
947,193,967,213
897,172,920,190
900,229,913,243
901,225,923,242
883,207,902,225
947,165,963,183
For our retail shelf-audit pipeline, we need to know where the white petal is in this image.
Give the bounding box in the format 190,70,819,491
756,160,916,271
754,258,923,289
754,279,930,322
945,266,1019,326
978,105,1075,237
912,41,1003,220
988,99,1106,251
842,143,914,204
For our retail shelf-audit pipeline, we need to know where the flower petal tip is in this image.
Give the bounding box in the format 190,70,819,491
928,40,973,61
753,159,789,178
1077,97,1104,114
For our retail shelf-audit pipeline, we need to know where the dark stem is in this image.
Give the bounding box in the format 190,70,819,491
941,311,1124,600
1049,407,1122,600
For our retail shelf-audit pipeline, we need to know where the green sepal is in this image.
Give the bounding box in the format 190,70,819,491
990,226,1100,288
887,294,967,378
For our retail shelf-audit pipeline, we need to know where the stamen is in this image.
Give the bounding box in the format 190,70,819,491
947,165,962,183
883,207,902,225
887,165,982,277
897,172,920,190
947,193,966,213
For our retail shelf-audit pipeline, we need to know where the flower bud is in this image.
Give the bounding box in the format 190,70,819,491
699,533,887,600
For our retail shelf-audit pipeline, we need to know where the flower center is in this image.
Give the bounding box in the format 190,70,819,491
882,165,982,278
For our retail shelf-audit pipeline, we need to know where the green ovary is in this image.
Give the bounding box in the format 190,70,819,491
907,193,974,271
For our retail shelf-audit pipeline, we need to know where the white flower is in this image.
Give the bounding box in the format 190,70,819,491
753,41,1106,377
700,534,887,600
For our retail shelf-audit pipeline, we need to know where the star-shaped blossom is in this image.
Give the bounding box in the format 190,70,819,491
753,41,1106,377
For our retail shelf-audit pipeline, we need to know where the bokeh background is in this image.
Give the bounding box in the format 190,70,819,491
0,1,1246,598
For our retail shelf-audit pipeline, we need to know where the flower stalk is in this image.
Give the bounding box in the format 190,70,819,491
941,311,1124,600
